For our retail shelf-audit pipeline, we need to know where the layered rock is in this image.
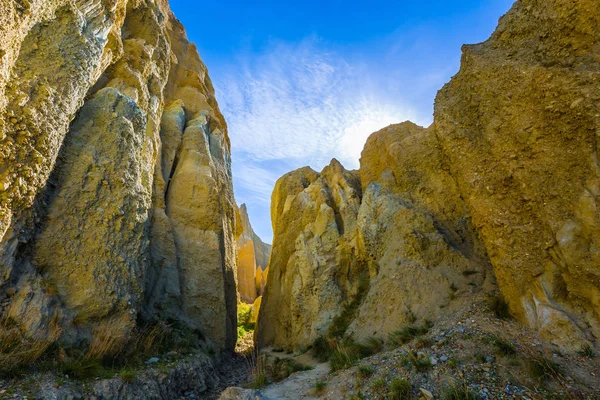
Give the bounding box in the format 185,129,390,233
235,204,271,304
0,0,237,354
258,0,600,351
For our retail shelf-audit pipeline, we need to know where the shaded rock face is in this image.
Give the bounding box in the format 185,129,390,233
235,204,271,304
259,0,600,351
0,0,237,352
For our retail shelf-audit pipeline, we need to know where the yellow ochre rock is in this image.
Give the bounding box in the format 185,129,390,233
258,0,600,352
0,0,238,353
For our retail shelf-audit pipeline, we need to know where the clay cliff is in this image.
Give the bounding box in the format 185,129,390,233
235,204,271,304
258,0,600,352
0,0,237,359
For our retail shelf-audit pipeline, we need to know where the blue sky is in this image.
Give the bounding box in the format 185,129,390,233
170,0,515,242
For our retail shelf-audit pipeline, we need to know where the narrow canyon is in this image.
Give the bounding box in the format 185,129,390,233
0,0,598,399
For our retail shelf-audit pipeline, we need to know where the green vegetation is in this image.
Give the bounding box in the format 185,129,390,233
118,368,136,383
0,318,207,381
485,334,516,356
388,323,431,348
247,352,268,389
357,365,374,379
389,378,413,400
474,353,486,363
443,382,478,400
238,302,255,339
578,343,596,359
315,380,327,393
309,273,381,371
269,357,313,381
405,351,432,372
488,295,511,319
327,274,370,338
527,355,561,381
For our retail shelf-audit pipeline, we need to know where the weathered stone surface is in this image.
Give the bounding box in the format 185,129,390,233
236,204,271,304
434,0,600,349
258,0,600,351
36,353,220,399
0,0,237,354
257,160,366,350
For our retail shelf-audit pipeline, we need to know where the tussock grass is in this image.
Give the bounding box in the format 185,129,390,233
315,380,326,393
485,334,516,356
443,381,478,400
357,365,374,379
388,324,430,348
405,351,432,372
578,343,596,359
527,355,562,381
246,350,268,389
389,378,413,400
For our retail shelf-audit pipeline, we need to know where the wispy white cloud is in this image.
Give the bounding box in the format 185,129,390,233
215,38,428,240
219,38,420,169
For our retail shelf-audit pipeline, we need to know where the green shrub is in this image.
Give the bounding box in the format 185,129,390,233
118,368,136,383
270,357,312,382
312,336,333,362
327,275,370,339
330,345,360,372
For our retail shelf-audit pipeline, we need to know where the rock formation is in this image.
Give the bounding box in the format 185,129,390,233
258,0,600,351
0,0,237,356
236,203,271,304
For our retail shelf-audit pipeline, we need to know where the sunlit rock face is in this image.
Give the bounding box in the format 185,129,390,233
257,134,494,351
259,0,600,351
235,204,271,304
435,0,600,350
0,0,237,353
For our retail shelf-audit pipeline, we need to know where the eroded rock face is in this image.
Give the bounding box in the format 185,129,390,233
259,0,600,351
258,131,494,350
434,0,600,349
235,204,271,304
0,0,237,353
257,160,368,350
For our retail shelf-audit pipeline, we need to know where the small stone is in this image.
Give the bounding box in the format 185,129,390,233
145,357,159,364
419,388,434,400
440,356,448,362
430,357,438,365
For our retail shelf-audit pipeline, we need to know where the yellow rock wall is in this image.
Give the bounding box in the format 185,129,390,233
235,203,271,304
0,0,237,353
258,0,600,351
